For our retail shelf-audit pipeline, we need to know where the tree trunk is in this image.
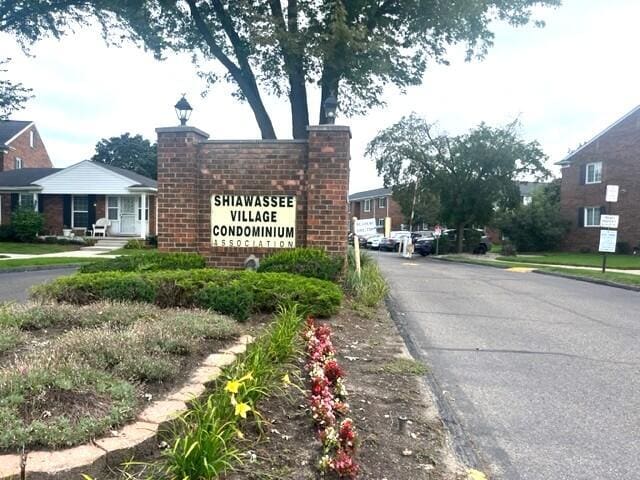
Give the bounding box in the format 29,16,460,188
456,222,465,253
284,0,309,139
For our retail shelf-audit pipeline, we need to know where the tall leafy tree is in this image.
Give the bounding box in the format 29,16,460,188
367,114,549,252
1,0,560,138
91,133,157,179
0,58,32,119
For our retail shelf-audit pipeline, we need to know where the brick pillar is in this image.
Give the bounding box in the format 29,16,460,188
155,126,209,252
306,125,351,256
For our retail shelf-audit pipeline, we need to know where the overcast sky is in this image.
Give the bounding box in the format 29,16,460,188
1,0,639,194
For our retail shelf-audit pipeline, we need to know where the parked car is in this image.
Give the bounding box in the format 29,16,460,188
411,230,434,243
366,235,384,249
442,228,492,254
414,237,434,256
380,232,412,252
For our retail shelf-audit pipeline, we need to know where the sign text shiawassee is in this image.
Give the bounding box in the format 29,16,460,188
211,194,296,248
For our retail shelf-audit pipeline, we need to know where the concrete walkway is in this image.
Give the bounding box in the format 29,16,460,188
0,238,126,260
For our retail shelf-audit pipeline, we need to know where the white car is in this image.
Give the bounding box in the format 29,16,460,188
366,235,384,249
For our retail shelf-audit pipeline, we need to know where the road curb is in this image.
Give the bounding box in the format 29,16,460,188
533,269,640,292
0,264,83,274
384,295,486,472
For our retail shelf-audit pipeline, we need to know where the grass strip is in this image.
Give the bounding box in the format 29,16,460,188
0,257,103,271
0,242,82,255
496,253,640,269
538,267,640,288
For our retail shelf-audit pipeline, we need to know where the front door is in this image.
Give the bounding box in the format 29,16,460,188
120,197,136,234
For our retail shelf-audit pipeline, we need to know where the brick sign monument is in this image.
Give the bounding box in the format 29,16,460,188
155,124,350,268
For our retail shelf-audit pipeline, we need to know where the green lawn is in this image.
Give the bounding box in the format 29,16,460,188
0,257,103,271
496,253,640,270
541,267,640,287
100,247,156,256
0,242,82,255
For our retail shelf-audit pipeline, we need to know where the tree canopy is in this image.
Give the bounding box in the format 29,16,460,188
90,133,157,179
367,113,549,251
1,0,560,138
0,58,32,119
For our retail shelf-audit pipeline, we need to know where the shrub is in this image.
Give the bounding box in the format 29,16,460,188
501,242,518,257
11,208,44,242
79,251,206,273
0,224,16,241
345,262,388,309
195,282,254,321
124,239,146,249
616,242,632,255
33,268,343,318
258,248,343,281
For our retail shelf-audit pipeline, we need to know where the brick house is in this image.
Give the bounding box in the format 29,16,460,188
557,105,640,252
0,120,52,171
0,160,157,238
348,187,405,232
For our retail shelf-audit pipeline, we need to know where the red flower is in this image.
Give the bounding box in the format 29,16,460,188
324,359,344,385
339,419,357,449
330,449,359,479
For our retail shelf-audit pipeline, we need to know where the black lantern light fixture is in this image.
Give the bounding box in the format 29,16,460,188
323,92,338,124
174,94,193,126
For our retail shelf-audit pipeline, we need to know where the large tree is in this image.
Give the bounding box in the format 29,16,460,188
0,58,32,119
367,114,549,252
0,0,560,138
91,133,157,179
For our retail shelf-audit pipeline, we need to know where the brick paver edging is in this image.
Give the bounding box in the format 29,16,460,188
0,334,254,480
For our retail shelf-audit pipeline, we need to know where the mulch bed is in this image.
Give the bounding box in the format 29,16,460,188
224,303,466,480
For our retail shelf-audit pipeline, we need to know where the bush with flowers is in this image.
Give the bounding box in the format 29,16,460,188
304,317,360,479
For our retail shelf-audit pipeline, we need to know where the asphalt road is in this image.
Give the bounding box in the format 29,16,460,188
377,253,640,480
0,267,76,302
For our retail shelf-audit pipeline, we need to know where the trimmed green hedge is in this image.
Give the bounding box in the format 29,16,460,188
32,269,342,318
257,247,343,281
79,251,206,273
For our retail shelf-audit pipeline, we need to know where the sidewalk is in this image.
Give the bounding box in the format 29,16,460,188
0,248,118,261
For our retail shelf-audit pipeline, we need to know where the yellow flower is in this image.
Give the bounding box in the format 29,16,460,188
282,373,291,385
225,379,242,394
467,469,488,480
235,402,252,419
239,372,254,382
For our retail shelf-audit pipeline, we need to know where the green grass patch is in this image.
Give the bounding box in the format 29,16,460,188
374,358,428,376
497,252,640,269
540,267,640,287
0,256,102,271
0,241,82,255
345,247,388,311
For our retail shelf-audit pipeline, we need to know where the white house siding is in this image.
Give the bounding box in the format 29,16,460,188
36,161,139,195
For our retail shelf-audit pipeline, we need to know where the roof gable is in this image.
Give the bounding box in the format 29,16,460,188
0,120,33,146
348,187,391,202
35,160,156,194
557,105,640,165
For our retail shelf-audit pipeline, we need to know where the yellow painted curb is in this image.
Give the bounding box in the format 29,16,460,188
506,267,534,273
468,468,489,479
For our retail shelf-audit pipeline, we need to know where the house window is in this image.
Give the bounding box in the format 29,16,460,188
72,196,89,228
29,130,35,148
584,207,601,227
363,199,371,212
107,196,119,220
138,196,149,221
522,195,532,205
19,193,36,210
378,197,386,208
376,218,384,227
15,157,23,169
585,162,602,184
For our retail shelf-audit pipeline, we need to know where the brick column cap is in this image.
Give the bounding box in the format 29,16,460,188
307,125,351,138
155,126,210,139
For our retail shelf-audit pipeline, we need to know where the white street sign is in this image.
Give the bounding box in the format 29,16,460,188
606,185,619,203
354,218,377,237
433,225,442,238
600,214,619,229
598,229,618,253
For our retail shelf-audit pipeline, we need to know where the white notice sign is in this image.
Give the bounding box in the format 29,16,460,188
600,214,619,229
211,195,296,248
606,185,619,203
598,229,618,253
354,218,377,237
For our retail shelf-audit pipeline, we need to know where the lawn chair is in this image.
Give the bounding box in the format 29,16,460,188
92,218,110,237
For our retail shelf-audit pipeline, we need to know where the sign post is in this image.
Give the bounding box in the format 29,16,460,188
352,217,362,277
599,185,620,273
433,225,442,256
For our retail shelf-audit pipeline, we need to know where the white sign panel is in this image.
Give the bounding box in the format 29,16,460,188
598,229,618,253
606,185,619,203
600,214,619,229
354,218,377,236
211,195,296,248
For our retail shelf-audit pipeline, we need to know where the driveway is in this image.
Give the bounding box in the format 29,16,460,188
0,267,76,302
377,253,639,480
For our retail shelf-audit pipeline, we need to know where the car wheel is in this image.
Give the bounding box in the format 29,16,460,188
419,251,427,257
476,244,487,255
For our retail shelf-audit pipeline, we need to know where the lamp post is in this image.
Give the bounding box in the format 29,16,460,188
323,93,338,124
174,94,193,126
